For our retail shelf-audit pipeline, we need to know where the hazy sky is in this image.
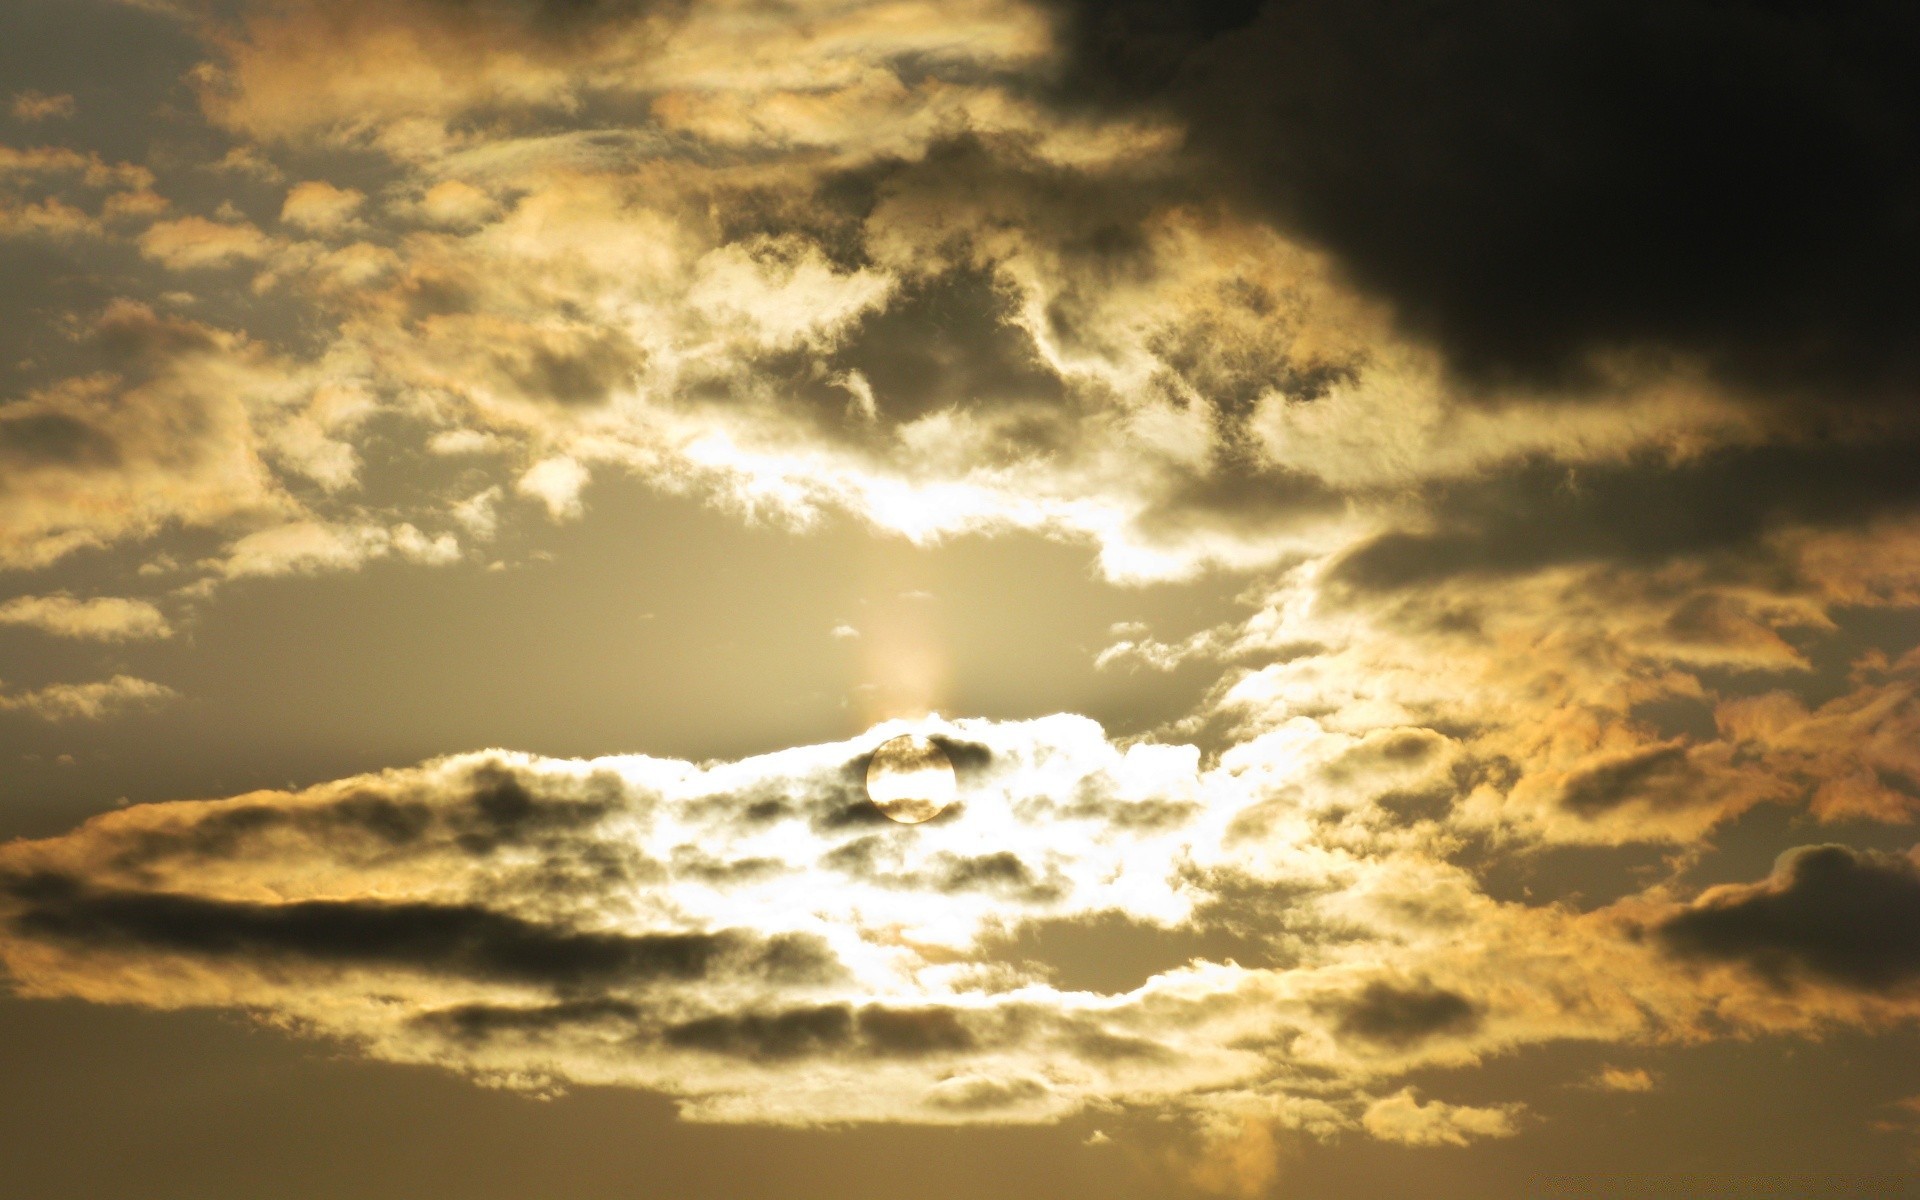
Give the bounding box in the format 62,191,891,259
5,1,1920,1196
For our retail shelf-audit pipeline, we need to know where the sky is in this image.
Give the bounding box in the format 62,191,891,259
3,1,1920,1196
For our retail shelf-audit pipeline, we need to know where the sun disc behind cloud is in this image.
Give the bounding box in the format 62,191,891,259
865,733,957,824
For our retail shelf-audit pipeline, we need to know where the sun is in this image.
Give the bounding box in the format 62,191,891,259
864,733,958,824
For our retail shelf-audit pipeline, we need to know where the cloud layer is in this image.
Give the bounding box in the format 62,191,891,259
3,0,1920,1162
4,718,1916,1136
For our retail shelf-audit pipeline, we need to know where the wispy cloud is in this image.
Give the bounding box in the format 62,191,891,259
0,674,177,721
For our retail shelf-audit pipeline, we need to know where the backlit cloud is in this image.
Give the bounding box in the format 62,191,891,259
1,0,1918,1177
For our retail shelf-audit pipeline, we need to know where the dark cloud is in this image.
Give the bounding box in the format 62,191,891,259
100,763,627,874
663,1003,975,1061
1331,981,1483,1048
1332,439,1920,590
934,851,1061,902
829,268,1067,425
928,736,994,781
450,763,626,854
855,1004,976,1056
497,329,644,407
1,872,839,989
1320,728,1447,784
1020,772,1198,832
668,845,785,885
418,997,643,1041
1558,743,1694,817
0,412,119,471
819,842,1062,903
1657,844,1920,991
1046,0,1920,404
665,1004,857,1060
283,0,687,47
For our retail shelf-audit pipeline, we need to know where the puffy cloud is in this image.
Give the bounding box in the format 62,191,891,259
0,594,172,641
0,142,159,240
1589,1066,1655,1093
139,215,275,269
0,302,286,570
208,520,460,578
279,180,365,232
1359,1088,1522,1147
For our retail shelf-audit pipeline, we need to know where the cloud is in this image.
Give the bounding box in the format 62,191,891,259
0,142,159,241
1359,1088,1521,1147
194,0,692,143
4,0,1920,1155
0,675,177,721
0,717,1638,1131
1330,981,1483,1050
0,594,172,641
1043,0,1920,408
1589,1066,1655,1093
11,707,1914,1137
1657,844,1920,992
209,520,460,579
279,180,365,232
139,216,275,269
9,91,75,122
0,302,287,571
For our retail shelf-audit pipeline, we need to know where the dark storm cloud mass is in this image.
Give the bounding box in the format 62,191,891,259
1045,0,1920,403
1658,844,1920,991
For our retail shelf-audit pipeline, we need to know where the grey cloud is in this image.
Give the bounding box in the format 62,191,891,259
1330,981,1484,1049
2,871,834,990
1331,440,1920,591
1022,773,1197,831
417,997,644,1042
665,1004,857,1060
820,842,1060,903
1558,743,1695,817
1044,0,1920,407
934,850,1059,900
100,761,634,875
1657,844,1920,992
0,412,120,470
663,1003,979,1062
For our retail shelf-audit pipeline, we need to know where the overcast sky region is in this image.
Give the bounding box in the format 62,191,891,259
5,2,1920,1196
